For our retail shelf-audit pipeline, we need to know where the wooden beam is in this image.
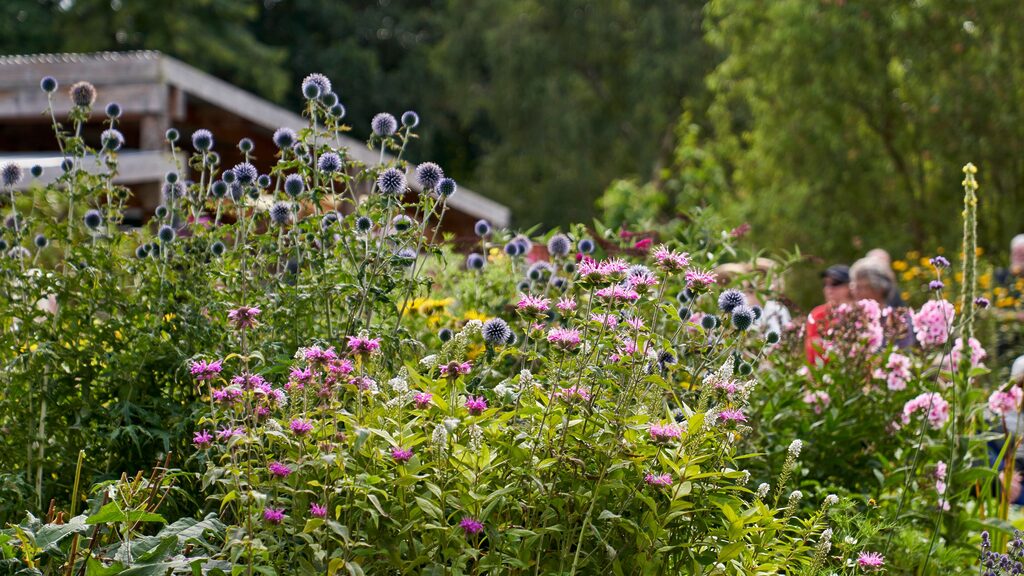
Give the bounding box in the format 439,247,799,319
0,82,168,119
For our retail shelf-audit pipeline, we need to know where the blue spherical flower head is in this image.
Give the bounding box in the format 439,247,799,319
101,129,124,151
165,171,179,184
718,289,746,313
700,315,718,330
269,202,292,226
273,127,297,150
1,162,24,187
162,181,185,202
211,180,228,199
232,162,258,185
191,129,214,152
466,253,485,270
256,174,272,189
40,76,58,93
512,235,534,255
482,318,512,346
474,219,492,237
165,128,180,143
238,138,254,153
371,113,398,137
211,241,226,257
438,328,453,342
318,152,342,173
105,102,122,119
401,111,420,128
394,248,417,267
731,305,755,331
69,81,96,108
392,214,414,232
437,178,457,197
301,73,331,100
157,225,176,243
221,169,237,184
321,212,340,229
34,234,48,248
415,162,444,190
547,234,571,257
765,330,780,344
30,165,42,178
83,209,103,229
134,244,149,259
504,242,523,257
320,92,339,107
377,167,407,195
284,174,304,197
356,216,373,233
330,104,346,119
578,238,595,254
154,205,169,219
677,306,691,321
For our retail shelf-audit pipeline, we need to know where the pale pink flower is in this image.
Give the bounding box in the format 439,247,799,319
227,306,261,330
649,423,683,443
652,245,690,272
988,386,1023,416
801,390,831,414
857,551,884,571
516,294,551,316
547,327,582,351
556,296,577,313
911,299,955,349
645,473,673,486
901,392,950,429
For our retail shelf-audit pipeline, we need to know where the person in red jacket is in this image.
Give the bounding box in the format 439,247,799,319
805,265,854,365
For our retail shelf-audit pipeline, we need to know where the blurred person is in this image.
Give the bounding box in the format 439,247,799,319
864,248,905,307
805,264,853,364
995,234,1024,291
850,257,915,348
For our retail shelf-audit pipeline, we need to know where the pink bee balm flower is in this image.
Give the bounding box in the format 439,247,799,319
653,245,690,272
459,517,484,536
189,359,223,381
391,446,413,463
554,386,591,403
192,430,213,449
290,419,314,436
595,285,640,303
598,258,630,281
577,257,605,284
346,335,381,355
231,372,266,389
649,423,683,443
718,409,747,424
309,503,327,518
227,306,261,330
263,506,285,525
303,345,338,365
590,313,618,328
290,366,314,384
439,361,472,377
857,551,885,571
645,473,673,486
328,358,355,376
414,392,433,409
556,296,577,313
216,426,245,440
684,269,717,292
268,461,292,478
988,386,1023,416
547,327,582,351
516,294,551,316
911,299,955,349
465,396,488,415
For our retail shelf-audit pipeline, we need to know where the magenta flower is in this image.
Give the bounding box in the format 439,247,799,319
391,446,413,463
465,396,488,416
216,426,245,440
684,269,717,292
595,285,640,303
547,327,581,351
414,392,433,409
901,392,950,429
289,366,314,384
856,551,884,571
988,386,1023,416
553,386,591,403
328,359,354,376
653,245,690,272
231,372,266,389
263,506,285,525
192,430,213,449
303,345,338,365
577,257,606,284
516,294,551,316
590,313,618,328
439,361,472,377
290,419,314,436
459,516,484,536
309,503,327,518
644,473,673,487
801,390,831,414
227,306,261,330
598,259,630,281
268,461,292,478
346,335,381,355
648,423,683,443
717,409,747,424
556,296,577,313
189,359,223,381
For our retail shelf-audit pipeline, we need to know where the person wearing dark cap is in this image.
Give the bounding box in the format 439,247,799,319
805,264,854,364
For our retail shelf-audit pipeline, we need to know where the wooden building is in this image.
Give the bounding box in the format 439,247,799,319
0,51,510,235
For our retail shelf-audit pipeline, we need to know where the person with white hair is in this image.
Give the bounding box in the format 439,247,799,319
995,234,1024,290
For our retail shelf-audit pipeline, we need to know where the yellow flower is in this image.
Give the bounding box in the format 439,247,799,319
907,250,920,261
164,313,176,323
980,273,991,289
466,343,485,360
114,330,123,341
463,310,489,322
892,260,908,272
918,257,931,268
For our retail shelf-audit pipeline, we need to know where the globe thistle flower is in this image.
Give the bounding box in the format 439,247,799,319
466,253,485,270
0,239,9,252
263,507,285,525
700,315,718,330
415,162,444,190
165,171,180,184
547,234,571,257
232,162,258,185
356,216,373,233
162,181,185,202
504,242,523,257
330,103,346,118
83,209,103,230
731,305,755,331
437,177,457,197
158,225,176,243
206,152,220,167
61,158,73,172
69,81,97,107
320,91,339,107
394,248,416,267
483,318,512,345
33,234,48,249
309,503,327,518
436,328,454,343
527,261,553,282
211,180,228,199
269,202,292,226
100,128,124,151
301,73,331,99
40,76,58,93
134,244,149,259
766,330,780,344
718,289,746,313
392,214,413,232
221,169,237,184
105,102,122,118
459,517,484,536
1,162,24,187
401,110,420,128
237,137,254,153
474,219,491,237
256,174,272,189
191,129,214,152
273,175,301,200
30,165,42,178
321,212,340,229
371,112,398,136
211,241,226,257
165,128,180,143
578,238,595,254
376,167,406,195
271,127,297,150
318,151,342,173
